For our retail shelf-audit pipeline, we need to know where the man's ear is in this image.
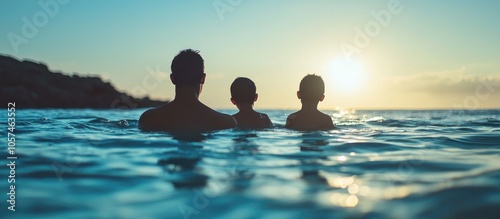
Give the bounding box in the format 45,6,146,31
254,93,258,102
319,95,325,101
230,98,236,105
200,73,206,84
297,91,301,99
170,74,175,85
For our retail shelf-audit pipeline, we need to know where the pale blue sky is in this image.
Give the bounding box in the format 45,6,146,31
1,0,500,109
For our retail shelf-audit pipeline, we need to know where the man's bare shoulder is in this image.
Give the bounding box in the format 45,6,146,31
211,109,235,121
139,107,162,130
138,103,174,129
206,107,237,127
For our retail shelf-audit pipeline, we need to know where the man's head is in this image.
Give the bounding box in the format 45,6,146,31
170,49,206,87
230,77,257,105
298,74,325,103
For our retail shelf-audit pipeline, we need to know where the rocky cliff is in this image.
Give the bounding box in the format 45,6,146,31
0,55,166,109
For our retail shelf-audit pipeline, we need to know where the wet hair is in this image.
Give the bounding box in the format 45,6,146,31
171,49,204,86
299,74,325,102
230,77,256,104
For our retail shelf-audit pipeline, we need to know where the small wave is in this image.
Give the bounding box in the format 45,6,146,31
88,117,110,123
8,109,500,219
468,118,500,127
454,134,500,148
411,185,500,219
330,141,405,153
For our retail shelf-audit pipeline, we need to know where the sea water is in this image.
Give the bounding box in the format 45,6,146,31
1,109,499,219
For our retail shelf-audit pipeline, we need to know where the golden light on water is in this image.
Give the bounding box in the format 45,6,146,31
336,155,348,162
358,186,371,196
383,186,411,199
324,178,413,209
327,176,355,188
324,175,413,208
348,184,359,194
324,176,369,208
328,193,359,208
345,195,359,207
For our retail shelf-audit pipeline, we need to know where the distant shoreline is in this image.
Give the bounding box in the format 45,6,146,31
0,55,167,109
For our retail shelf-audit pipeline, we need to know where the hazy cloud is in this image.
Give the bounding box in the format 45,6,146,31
385,67,500,95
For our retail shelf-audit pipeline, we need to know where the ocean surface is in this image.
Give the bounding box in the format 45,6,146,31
1,109,499,219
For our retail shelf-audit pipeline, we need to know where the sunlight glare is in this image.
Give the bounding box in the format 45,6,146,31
327,57,366,93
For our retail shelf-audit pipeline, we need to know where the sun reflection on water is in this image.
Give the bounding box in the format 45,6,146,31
330,108,386,126
327,176,355,188
348,183,359,194
325,176,364,208
320,175,418,213
336,155,348,162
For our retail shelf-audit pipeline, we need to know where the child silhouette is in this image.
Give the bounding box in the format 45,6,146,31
285,74,334,131
230,77,273,129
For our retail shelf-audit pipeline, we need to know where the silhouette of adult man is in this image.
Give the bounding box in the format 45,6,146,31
139,49,236,132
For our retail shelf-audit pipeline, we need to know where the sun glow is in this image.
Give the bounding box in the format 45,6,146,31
327,57,366,93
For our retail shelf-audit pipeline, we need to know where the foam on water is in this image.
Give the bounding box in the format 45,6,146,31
1,109,499,219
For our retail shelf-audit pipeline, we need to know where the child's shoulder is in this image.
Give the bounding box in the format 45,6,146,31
256,111,270,118
319,111,335,128
319,111,331,118
255,111,272,122
286,111,299,120
256,112,273,127
318,111,333,121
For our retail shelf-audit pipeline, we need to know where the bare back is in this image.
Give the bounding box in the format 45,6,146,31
285,110,334,131
233,110,273,129
139,101,236,132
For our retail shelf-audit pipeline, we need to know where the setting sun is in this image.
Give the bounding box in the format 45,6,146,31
327,57,366,93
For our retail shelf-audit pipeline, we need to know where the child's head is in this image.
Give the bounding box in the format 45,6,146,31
298,74,325,103
230,77,257,105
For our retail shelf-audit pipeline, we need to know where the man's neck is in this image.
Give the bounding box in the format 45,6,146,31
173,86,200,103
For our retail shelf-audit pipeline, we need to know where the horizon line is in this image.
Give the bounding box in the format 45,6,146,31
234,107,500,111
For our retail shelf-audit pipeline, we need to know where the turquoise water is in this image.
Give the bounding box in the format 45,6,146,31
1,109,500,219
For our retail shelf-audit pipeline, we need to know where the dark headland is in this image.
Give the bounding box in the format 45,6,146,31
0,55,166,109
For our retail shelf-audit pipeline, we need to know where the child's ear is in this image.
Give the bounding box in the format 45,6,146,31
319,95,325,101
254,93,258,102
230,98,236,105
297,91,301,99
170,74,175,85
